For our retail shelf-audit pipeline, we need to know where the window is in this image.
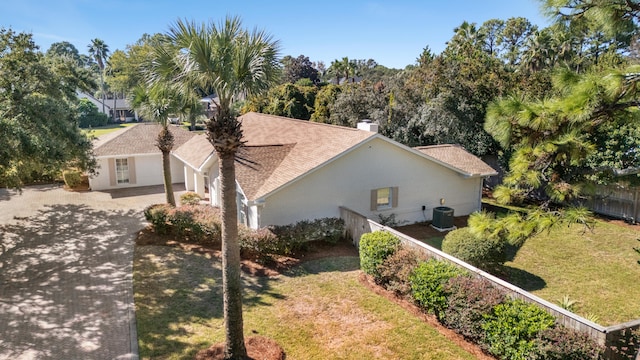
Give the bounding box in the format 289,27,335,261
371,187,398,211
115,158,129,184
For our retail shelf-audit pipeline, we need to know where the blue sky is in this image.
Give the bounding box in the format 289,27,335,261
1,0,549,69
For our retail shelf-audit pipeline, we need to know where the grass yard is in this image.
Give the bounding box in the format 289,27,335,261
82,123,137,137
396,206,640,326
504,219,640,326
134,245,481,360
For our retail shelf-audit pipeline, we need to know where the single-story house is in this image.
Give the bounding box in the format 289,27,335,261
90,113,497,228
172,112,497,228
89,123,195,190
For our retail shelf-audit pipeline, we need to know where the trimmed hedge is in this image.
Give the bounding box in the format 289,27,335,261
270,217,345,249
410,259,467,319
359,231,400,280
377,247,425,297
441,275,506,346
442,227,506,271
532,326,604,359
142,206,344,261
482,299,555,360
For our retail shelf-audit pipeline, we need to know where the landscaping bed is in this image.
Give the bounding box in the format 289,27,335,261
133,233,487,359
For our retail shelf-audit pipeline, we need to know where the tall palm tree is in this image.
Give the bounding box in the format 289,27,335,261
128,84,179,206
88,38,110,115
146,16,280,359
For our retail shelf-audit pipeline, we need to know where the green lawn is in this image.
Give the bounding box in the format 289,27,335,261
134,246,480,360
504,219,640,326
82,123,137,137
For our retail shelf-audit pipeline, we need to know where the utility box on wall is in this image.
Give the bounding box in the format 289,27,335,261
432,206,454,229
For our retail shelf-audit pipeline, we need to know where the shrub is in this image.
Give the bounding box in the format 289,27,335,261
359,231,400,280
77,98,109,128
409,259,467,319
441,276,506,346
180,192,203,205
172,205,222,245
62,169,83,188
442,227,506,271
238,225,280,263
377,247,425,297
482,299,555,360
270,217,345,247
143,204,173,235
531,326,604,360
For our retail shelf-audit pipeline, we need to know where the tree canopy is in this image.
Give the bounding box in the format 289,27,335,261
0,28,95,189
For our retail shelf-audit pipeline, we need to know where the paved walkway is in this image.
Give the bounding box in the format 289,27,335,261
0,184,184,360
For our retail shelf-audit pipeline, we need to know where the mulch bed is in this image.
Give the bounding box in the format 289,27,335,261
358,273,495,360
136,226,494,359
135,226,358,277
195,336,285,360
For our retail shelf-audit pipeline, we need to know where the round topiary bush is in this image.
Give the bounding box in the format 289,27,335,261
359,231,400,280
180,192,203,206
441,227,506,271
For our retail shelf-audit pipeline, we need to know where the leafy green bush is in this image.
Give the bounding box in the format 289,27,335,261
143,204,173,235
377,247,425,296
441,276,506,346
359,231,400,280
410,259,467,319
531,326,604,359
62,169,82,188
180,192,203,205
442,227,506,271
77,98,109,128
482,299,555,360
270,217,345,247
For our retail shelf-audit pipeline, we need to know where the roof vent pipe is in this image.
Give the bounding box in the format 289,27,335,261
357,119,379,133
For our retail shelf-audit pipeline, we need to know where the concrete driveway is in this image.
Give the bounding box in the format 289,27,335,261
0,184,184,360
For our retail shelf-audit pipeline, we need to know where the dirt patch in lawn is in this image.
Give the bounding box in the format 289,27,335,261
135,225,359,277
358,273,495,360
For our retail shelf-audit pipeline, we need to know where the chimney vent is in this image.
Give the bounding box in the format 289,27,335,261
357,119,378,133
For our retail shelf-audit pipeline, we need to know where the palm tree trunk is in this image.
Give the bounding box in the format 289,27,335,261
113,94,117,123
162,150,176,206
100,71,106,115
219,153,247,359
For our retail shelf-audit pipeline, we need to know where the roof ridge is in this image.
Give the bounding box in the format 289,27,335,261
241,112,365,132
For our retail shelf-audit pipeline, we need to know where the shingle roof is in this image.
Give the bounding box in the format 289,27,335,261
413,144,497,177
236,144,295,199
176,112,376,200
172,133,212,170
94,123,195,157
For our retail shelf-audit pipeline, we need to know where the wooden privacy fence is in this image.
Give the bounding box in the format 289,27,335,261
587,185,640,223
340,206,640,360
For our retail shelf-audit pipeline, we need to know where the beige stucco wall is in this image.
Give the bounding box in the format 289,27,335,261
258,137,483,227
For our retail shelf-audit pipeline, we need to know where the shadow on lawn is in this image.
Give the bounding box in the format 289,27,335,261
134,244,288,359
0,203,144,360
499,265,547,292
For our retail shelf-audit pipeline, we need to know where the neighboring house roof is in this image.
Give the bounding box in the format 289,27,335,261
94,123,195,157
78,92,131,111
414,144,497,177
